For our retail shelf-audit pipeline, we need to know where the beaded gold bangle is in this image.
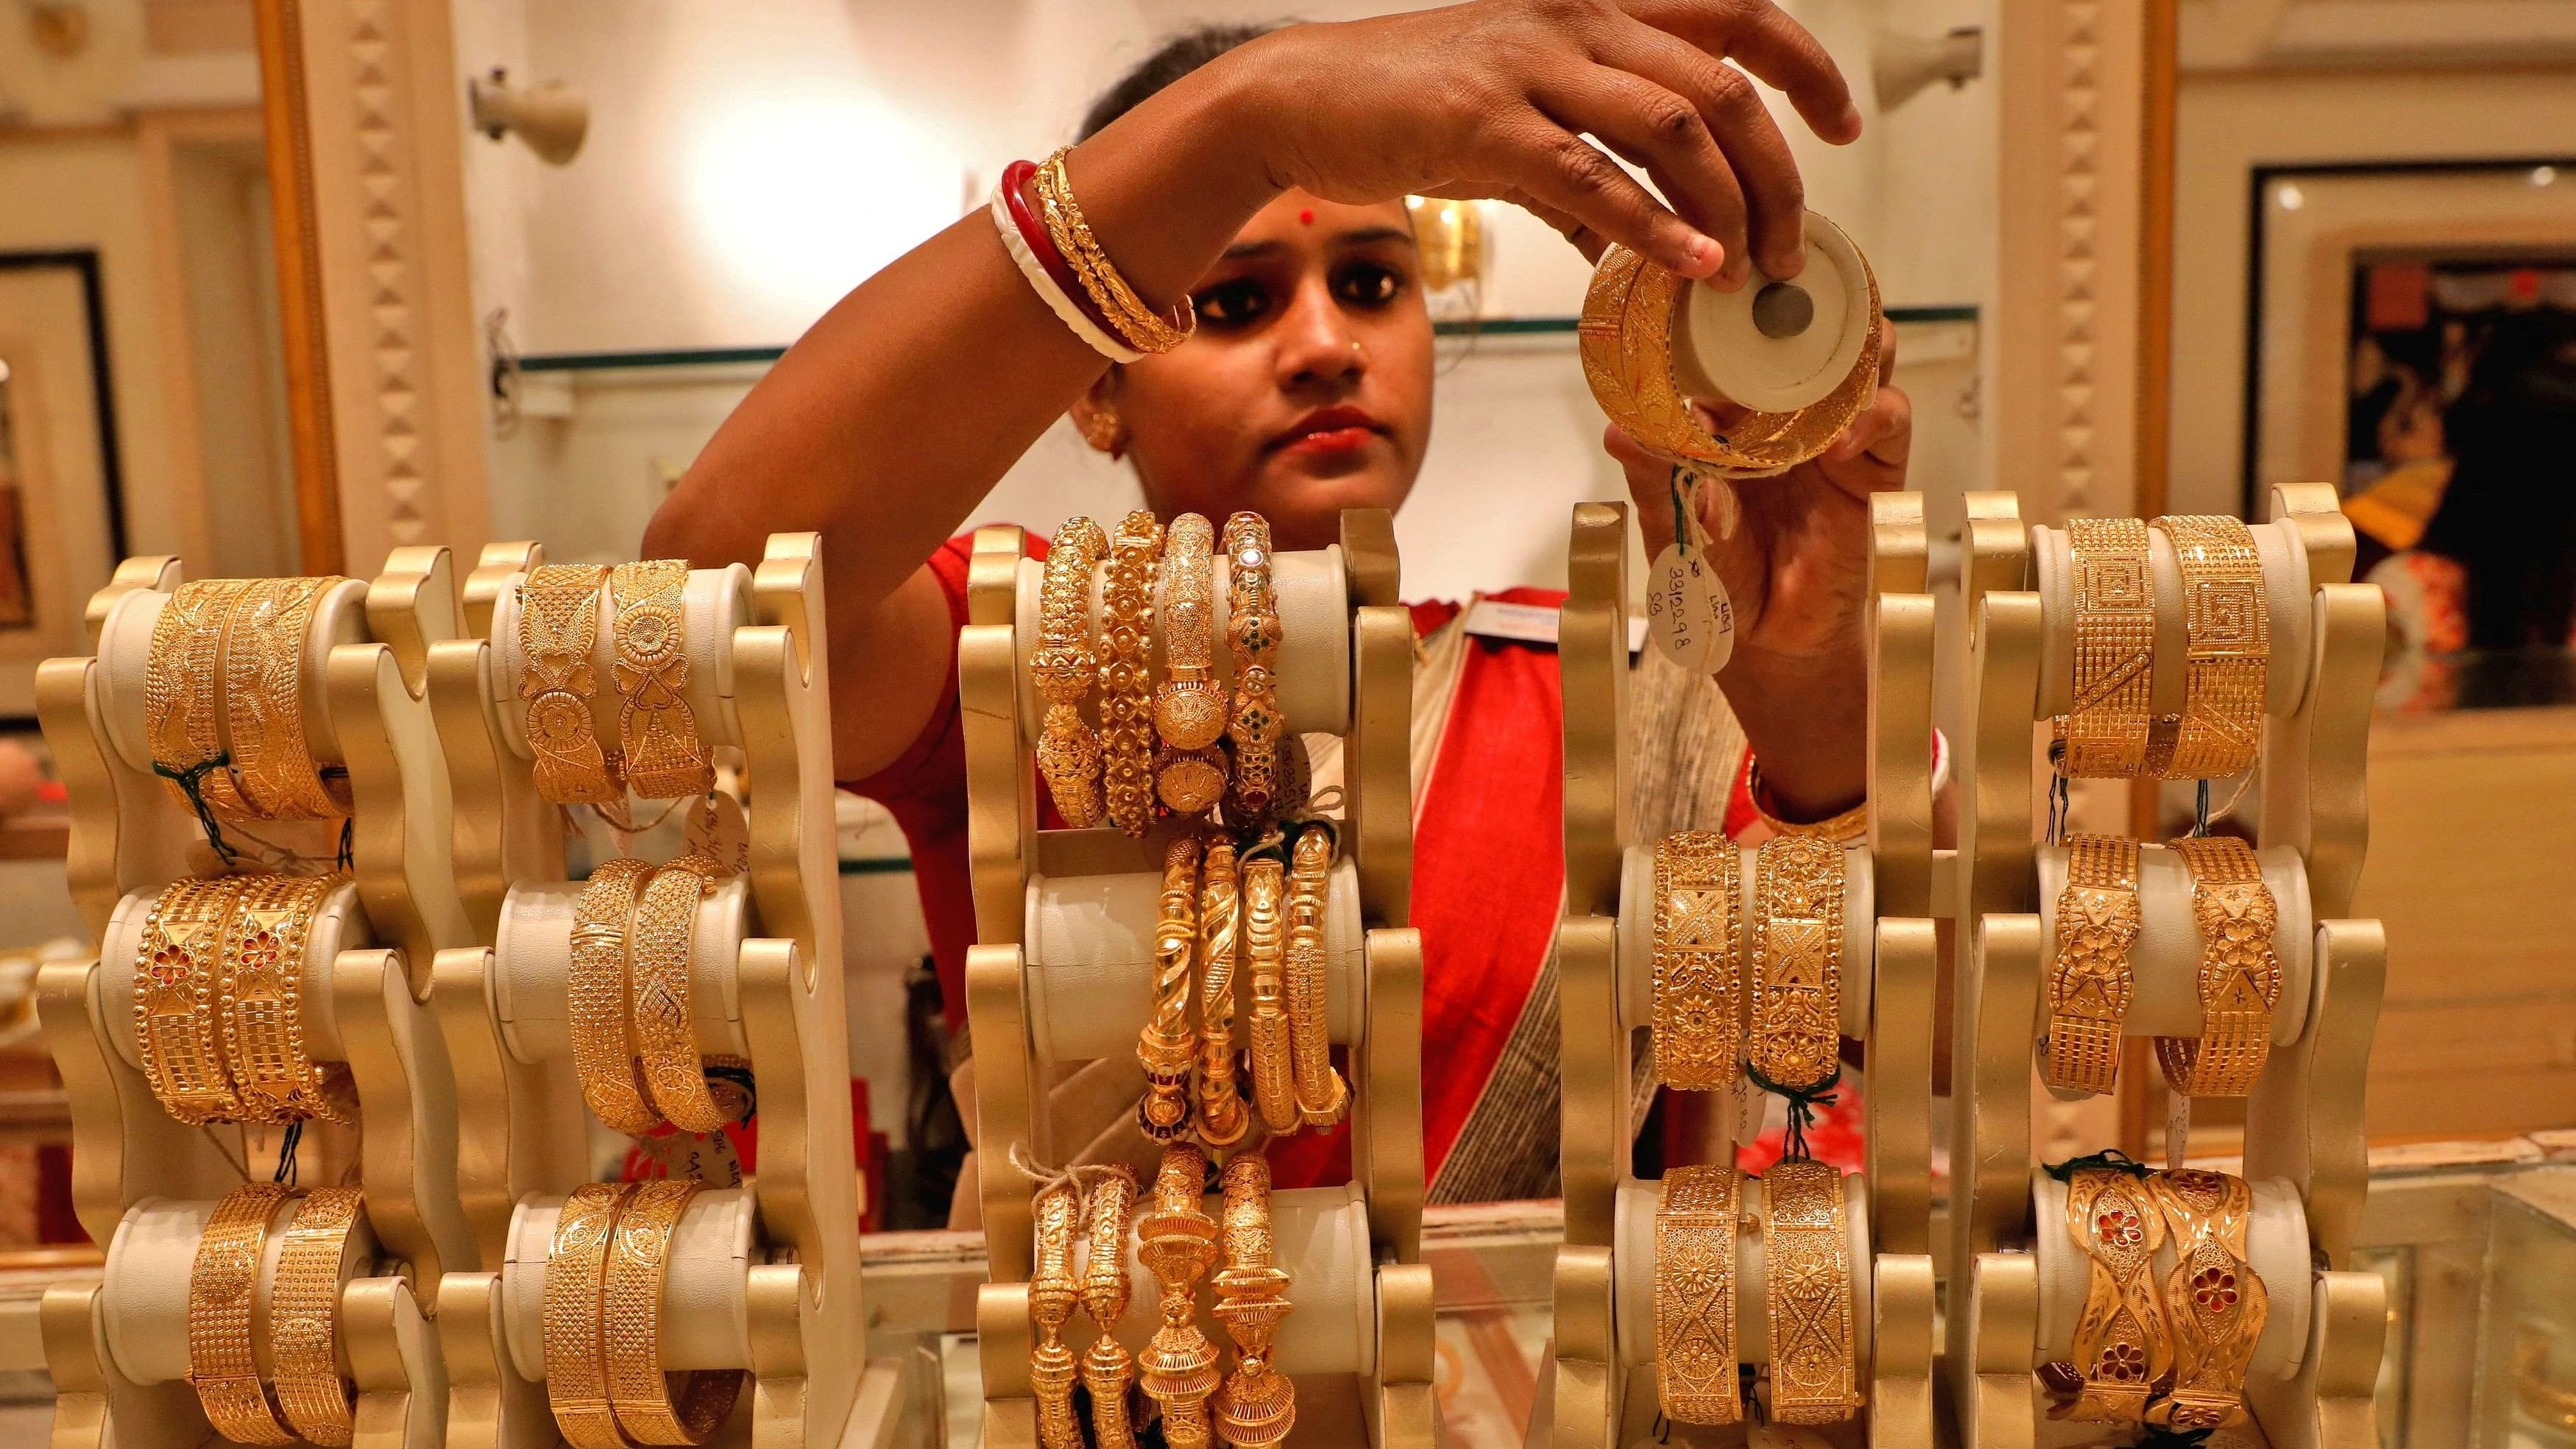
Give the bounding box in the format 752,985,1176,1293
609,560,715,801
2058,1166,2171,1423
1139,832,1201,1143
605,1180,744,1445
1027,1181,1085,1449
2044,835,2142,1097
543,1183,634,1449
1241,854,1299,1135
223,575,354,819
135,876,247,1126
1655,1164,1742,1425
188,1183,297,1445
631,854,732,1133
219,872,354,1124
2156,837,2280,1099
1100,511,1163,837
1211,1152,1295,1447
1284,826,1349,1127
2145,1169,2266,1431
146,578,257,819
520,564,626,805
1652,830,1742,1090
1033,519,1109,828
1080,1166,1142,1449
1221,513,1286,827
1193,837,1252,1148
1138,1144,1222,1449
1747,836,1846,1094
570,857,664,1135
1156,513,1230,814
1760,1158,1865,1423
272,1185,366,1446
1032,147,1197,355
2060,517,2156,779
2145,515,2269,780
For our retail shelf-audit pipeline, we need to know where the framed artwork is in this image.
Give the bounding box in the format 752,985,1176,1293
0,251,127,723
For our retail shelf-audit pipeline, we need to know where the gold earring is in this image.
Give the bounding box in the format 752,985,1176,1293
1079,407,1122,453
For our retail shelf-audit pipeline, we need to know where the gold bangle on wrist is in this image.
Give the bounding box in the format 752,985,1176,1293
2145,1169,2266,1430
1155,512,1229,815
544,1183,634,1449
631,854,732,1133
1241,854,1298,1135
2057,1167,2170,1423
571,857,665,1135
1221,512,1285,827
1747,761,1868,843
1747,837,1846,1095
220,872,354,1124
1138,1144,1222,1449
1034,519,1109,829
1080,1166,1142,1449
146,578,257,819
2061,517,2156,778
2044,835,2142,1097
1211,1152,1295,1448
604,1180,744,1445
1760,1158,1864,1424
272,1186,365,1446
136,876,246,1126
1285,825,1349,1128
2146,515,2269,780
1139,833,1201,1143
1193,838,1252,1148
1027,1180,1086,1449
1033,147,1196,355
520,564,626,805
1655,1164,1743,1425
609,560,715,801
2156,837,2280,1099
224,575,353,820
1652,831,1743,1091
188,1182,296,1445
1100,511,1163,837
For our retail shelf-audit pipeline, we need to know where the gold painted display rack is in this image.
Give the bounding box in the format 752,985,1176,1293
35,550,483,1449
1935,484,2389,1449
424,534,896,1449
1545,502,1940,1448
958,509,1436,1447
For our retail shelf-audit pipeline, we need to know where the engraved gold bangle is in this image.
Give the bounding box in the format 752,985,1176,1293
1080,1166,1142,1449
1100,510,1163,837
1655,1164,1742,1425
1139,832,1201,1143
1028,1180,1086,1449
1760,1158,1864,1424
1156,513,1230,815
631,854,732,1133
2145,1169,2266,1430
2044,835,2142,1097
520,564,626,805
1034,519,1109,829
188,1182,296,1445
2145,515,2269,780
1033,147,1197,355
1138,1144,1222,1449
1652,831,1742,1090
135,876,246,1126
2156,837,2280,1099
1747,837,1845,1095
609,560,715,801
272,1185,366,1446
1241,854,1299,1135
2060,517,2156,778
544,1183,634,1449
1221,512,1285,827
1284,826,1350,1127
146,578,257,819
224,575,354,820
571,857,665,1136
1193,838,1252,1148
219,872,355,1124
604,1180,745,1445
1211,1152,1295,1448
2056,1167,2170,1423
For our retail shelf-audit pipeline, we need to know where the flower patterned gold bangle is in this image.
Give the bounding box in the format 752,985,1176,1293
1100,511,1163,837
1285,825,1350,1127
1652,830,1742,1090
1139,832,1200,1143
1155,513,1229,815
543,1183,634,1449
188,1182,296,1445
631,854,732,1133
2060,517,2156,779
1034,518,1109,829
1033,147,1196,354
1241,854,1298,1136
571,857,665,1136
1747,837,1845,1095
610,559,715,801
1211,1152,1295,1447
2045,835,2142,1097
520,564,626,805
1193,838,1252,1148
1080,1166,1142,1449
2145,515,2269,780
1655,1164,1742,1425
1027,1180,1085,1449
1221,512,1285,827
272,1185,366,1446
2057,1167,2171,1423
604,1180,744,1445
1761,1158,1864,1424
219,872,355,1124
1138,1144,1222,1449
223,575,354,820
135,876,246,1126
2156,837,2280,1099
146,578,257,819
2145,1169,2266,1431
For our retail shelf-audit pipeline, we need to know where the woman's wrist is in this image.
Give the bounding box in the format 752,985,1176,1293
1057,53,1287,317
1720,645,1869,821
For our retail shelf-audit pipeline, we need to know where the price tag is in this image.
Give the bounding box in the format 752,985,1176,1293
684,793,752,876
1645,543,1735,675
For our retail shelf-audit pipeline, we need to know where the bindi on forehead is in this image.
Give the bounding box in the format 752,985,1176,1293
1299,208,1315,226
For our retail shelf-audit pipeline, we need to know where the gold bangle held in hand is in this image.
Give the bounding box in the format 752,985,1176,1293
631,854,733,1133
2145,1169,2266,1430
188,1183,296,1445
146,578,257,819
1139,832,1201,1143
1747,836,1845,1094
1193,838,1252,1148
2056,1167,2170,1423
2146,515,2269,780
1137,1145,1222,1449
219,872,354,1124
571,857,665,1135
1080,1166,1142,1449
604,1180,744,1445
1285,825,1349,1127
1211,1152,1295,1448
1241,854,1298,1135
2156,836,2279,1099
1221,512,1286,826
2045,835,2142,1097
2059,518,2156,778
1027,1178,1086,1449
135,876,246,1126
1100,511,1163,837
1033,147,1197,355
1652,831,1742,1090
1655,1164,1742,1425
610,559,715,800
224,575,353,819
1760,1158,1864,1424
544,1183,634,1449
520,564,625,804
1034,518,1109,828
272,1186,365,1446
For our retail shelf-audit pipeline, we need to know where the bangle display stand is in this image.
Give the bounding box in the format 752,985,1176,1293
1934,484,2391,1449
33,549,481,1449
959,509,1434,1448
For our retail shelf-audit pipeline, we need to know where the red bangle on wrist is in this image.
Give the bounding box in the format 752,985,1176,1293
1002,158,1123,342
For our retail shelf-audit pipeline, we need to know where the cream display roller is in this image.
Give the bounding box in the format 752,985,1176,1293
2034,842,2315,1043
491,874,756,1061
1614,842,1875,1041
2029,1171,2313,1381
2031,520,2315,721
1610,1174,1875,1370
486,564,755,757
97,1195,379,1385
90,581,369,782
500,1189,759,1379
96,881,365,1071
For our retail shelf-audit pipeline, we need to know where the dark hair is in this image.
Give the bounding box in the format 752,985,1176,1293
1079,23,1280,141
2414,308,2576,648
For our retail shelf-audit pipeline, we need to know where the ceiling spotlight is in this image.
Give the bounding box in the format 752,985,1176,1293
1873,26,1983,113
469,68,589,166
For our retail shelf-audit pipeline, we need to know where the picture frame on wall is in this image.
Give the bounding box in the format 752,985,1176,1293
0,251,127,724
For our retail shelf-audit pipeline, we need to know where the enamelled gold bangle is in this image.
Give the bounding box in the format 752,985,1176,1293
1139,1144,1222,1449
146,578,257,818
1747,836,1845,1094
1655,1164,1742,1425
1034,518,1109,829
272,1186,365,1446
520,564,626,805
188,1182,296,1445
1222,512,1285,826
2061,517,2156,778
1652,831,1742,1091
1155,511,1229,815
610,560,715,801
2145,1169,2267,1431
545,1183,634,1449
1761,1158,1865,1424
1080,1166,1142,1449
2156,837,2280,1099
2146,515,2269,780
1194,837,1252,1147
224,575,354,820
1285,825,1350,1128
1033,147,1196,355
1139,832,1201,1143
2044,835,2142,1097
571,857,664,1135
136,876,245,1125
2059,1167,2171,1423
1100,510,1163,837
604,1180,745,1445
220,871,354,1124
1027,1180,1085,1449
1212,1152,1295,1448
631,854,732,1133
1242,853,1299,1135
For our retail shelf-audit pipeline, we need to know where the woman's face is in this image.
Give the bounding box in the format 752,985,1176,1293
1075,190,1434,552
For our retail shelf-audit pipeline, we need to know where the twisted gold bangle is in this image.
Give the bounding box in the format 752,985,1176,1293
520,564,625,805
2058,1166,2170,1423
224,575,353,819
1760,1158,1864,1424
631,854,732,1133
1028,1181,1086,1449
1221,513,1285,827
2145,1169,2266,1431
188,1182,295,1445
272,1185,365,1445
1080,1166,1142,1449
2060,518,2156,779
1193,839,1252,1148
543,1183,634,1449
1211,1152,1294,1447
135,876,246,1126
146,578,256,819
2146,515,2269,780
1156,513,1230,815
571,857,665,1136
1034,519,1109,828
1241,854,1298,1135
1655,1164,1742,1425
219,872,354,1124
2156,837,2280,1099
1033,147,1196,354
2044,835,2142,1097
1138,1144,1221,1449
1285,826,1348,1128
605,1180,744,1445
1747,837,1845,1094
610,560,715,801
1652,831,1742,1090
1139,832,1201,1143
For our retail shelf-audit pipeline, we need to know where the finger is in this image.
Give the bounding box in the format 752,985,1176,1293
1592,16,1808,278
1816,384,1911,499
1874,314,1898,383
1627,0,1862,145
1530,68,1749,283
1501,189,1613,263
1606,425,1686,556
1485,115,1722,277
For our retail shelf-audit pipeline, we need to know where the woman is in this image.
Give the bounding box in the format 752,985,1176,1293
645,2,1914,1211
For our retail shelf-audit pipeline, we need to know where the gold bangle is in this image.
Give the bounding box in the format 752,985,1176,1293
1655,1164,1742,1425
544,1183,634,1449
2156,837,2280,1099
1080,1166,1142,1449
1193,838,1252,1148
2145,515,2269,779
1100,510,1163,837
1137,1144,1222,1449
571,857,665,1136
1220,513,1285,827
1034,519,1109,829
1028,1180,1086,1449
1033,147,1196,354
2057,1167,2171,1423
609,560,715,801
1241,854,1298,1135
520,565,626,805
604,1180,744,1445
272,1185,365,1446
224,576,354,820
220,872,355,1124
2145,1169,2267,1430
2061,518,2156,778
1285,826,1350,1127
1747,837,1845,1094
2044,835,2142,1097
146,578,257,819
188,1182,296,1445
135,876,247,1126
1156,514,1230,816
1211,1152,1295,1448
1760,1158,1864,1424
1139,832,1201,1143
631,854,732,1133
1652,831,1743,1090
1747,760,1868,843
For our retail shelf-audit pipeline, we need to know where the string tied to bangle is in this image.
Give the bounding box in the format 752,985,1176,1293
1747,1061,1840,1163
153,753,241,867
2042,1147,2151,1181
